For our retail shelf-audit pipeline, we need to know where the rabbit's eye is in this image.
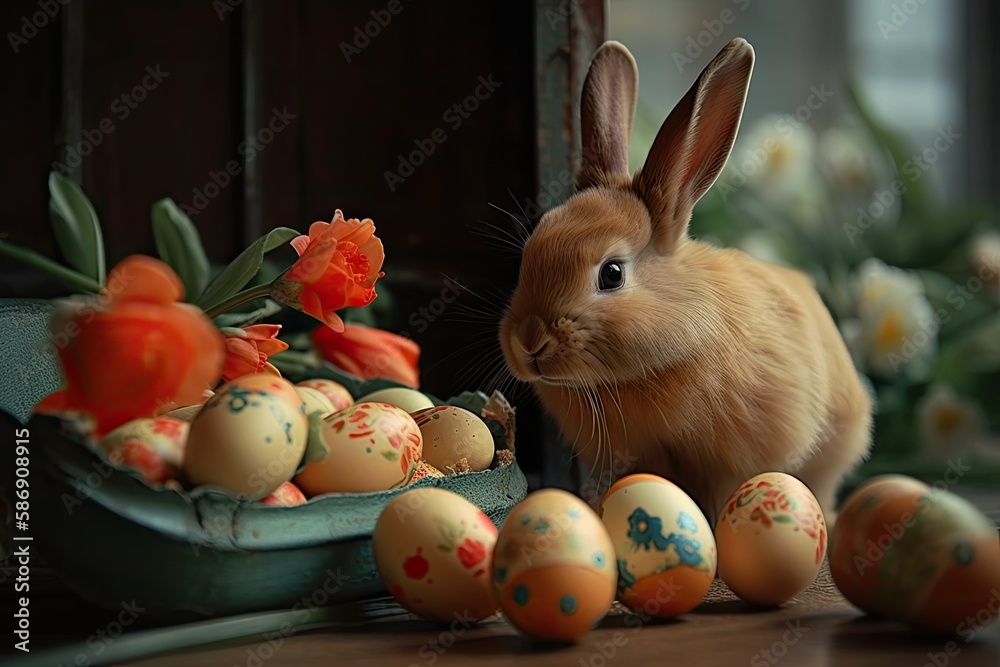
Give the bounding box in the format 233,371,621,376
598,260,624,291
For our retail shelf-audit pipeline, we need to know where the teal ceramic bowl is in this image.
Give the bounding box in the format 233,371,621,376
1,299,528,621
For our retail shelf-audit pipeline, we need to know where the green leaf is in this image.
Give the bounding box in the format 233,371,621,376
195,227,299,310
151,198,211,302
845,80,937,219
0,239,102,294
212,299,283,328
935,313,1000,381
294,412,331,476
48,172,106,284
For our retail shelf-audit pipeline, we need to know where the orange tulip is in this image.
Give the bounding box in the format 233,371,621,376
271,210,385,332
311,323,420,388
33,255,226,436
221,324,289,382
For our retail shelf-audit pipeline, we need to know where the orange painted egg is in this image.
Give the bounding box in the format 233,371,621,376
598,474,716,617
830,474,1000,635
493,489,617,642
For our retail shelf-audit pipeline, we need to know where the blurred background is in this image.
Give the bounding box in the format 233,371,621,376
611,0,1000,489
0,0,997,490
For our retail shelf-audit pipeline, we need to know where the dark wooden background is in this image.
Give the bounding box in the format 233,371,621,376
0,0,608,483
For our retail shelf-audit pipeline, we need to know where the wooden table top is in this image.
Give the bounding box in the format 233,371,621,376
5,486,1000,667
112,565,1000,667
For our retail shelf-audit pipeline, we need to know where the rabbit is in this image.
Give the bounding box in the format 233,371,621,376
499,37,873,523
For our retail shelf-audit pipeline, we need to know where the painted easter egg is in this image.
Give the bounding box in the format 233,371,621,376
373,488,499,622
294,402,422,495
357,387,434,414
830,474,1000,635
259,481,307,507
598,474,716,616
492,489,617,642
183,375,308,499
715,472,827,606
296,378,354,412
98,416,188,484
412,405,495,473
294,386,336,419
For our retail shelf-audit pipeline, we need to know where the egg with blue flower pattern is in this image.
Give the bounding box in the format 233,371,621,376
492,488,616,642
598,474,717,616
183,374,308,500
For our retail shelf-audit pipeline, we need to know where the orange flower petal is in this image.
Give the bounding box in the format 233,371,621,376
104,255,184,305
242,324,283,341
290,235,311,257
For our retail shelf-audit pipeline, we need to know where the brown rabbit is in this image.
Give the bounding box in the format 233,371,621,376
499,38,873,522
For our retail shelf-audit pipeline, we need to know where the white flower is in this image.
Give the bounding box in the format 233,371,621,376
724,114,818,206
917,385,988,461
969,229,1000,296
818,127,879,198
852,258,937,380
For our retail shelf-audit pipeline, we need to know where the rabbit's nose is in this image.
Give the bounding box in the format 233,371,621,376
518,315,556,360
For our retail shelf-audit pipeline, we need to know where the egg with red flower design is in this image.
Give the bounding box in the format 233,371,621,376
294,402,422,495
373,487,499,622
714,472,827,606
98,416,188,484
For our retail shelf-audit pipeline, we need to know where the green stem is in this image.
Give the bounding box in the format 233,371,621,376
0,241,102,293
203,283,273,318
269,349,320,366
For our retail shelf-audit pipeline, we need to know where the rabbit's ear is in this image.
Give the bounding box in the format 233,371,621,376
577,41,639,190
634,38,754,254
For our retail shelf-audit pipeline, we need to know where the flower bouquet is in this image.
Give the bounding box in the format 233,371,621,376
0,173,526,619
685,82,1000,489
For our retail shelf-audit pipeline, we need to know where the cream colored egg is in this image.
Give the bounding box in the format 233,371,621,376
493,489,617,642
411,406,495,473
294,402,423,495
598,474,716,617
230,373,304,410
99,416,188,484
357,387,434,414
715,472,827,606
373,488,499,622
183,376,308,500
296,378,353,411
294,386,336,419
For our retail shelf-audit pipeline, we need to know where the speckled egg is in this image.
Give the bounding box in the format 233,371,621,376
373,488,499,622
98,416,188,484
412,405,495,473
358,387,434,414
295,378,354,411
294,402,423,495
598,474,716,616
492,489,617,642
715,472,827,606
830,474,1000,635
183,375,308,499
